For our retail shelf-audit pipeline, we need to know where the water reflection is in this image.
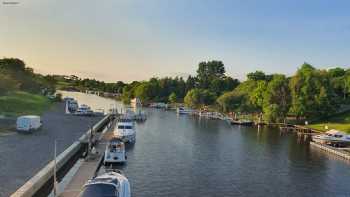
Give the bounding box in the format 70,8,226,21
59,92,350,196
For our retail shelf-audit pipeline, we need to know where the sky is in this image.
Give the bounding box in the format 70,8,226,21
1,0,350,82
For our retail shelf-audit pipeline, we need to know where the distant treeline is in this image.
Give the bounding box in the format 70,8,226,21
3,58,350,123
117,61,350,123
0,58,55,95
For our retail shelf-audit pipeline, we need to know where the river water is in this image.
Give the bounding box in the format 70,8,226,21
3,91,349,197
59,92,350,197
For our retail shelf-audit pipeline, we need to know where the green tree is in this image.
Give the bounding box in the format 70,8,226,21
247,71,266,81
0,73,19,95
184,89,216,108
196,60,225,89
249,80,267,111
289,63,337,119
168,92,177,103
263,74,290,122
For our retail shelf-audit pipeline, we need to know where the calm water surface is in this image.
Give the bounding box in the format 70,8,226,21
66,92,350,197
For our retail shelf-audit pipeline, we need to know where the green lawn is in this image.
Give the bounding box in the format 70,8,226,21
308,111,350,133
0,91,53,117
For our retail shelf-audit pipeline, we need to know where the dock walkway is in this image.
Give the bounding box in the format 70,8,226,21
59,124,115,197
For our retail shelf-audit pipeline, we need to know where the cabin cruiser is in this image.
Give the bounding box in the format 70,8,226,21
114,118,136,143
104,138,127,165
74,104,94,116
78,170,130,197
176,107,194,115
312,129,350,145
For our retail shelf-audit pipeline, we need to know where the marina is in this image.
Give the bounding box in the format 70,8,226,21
4,92,350,197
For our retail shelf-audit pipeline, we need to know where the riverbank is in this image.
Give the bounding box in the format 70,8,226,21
0,102,102,196
0,91,53,117
307,111,350,133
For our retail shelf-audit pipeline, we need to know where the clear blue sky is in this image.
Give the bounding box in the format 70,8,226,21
1,0,349,82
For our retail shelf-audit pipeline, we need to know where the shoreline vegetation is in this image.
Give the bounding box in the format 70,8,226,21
1,57,350,133
0,58,59,117
0,91,53,117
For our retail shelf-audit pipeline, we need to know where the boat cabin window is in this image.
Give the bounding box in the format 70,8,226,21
118,125,132,129
79,183,118,197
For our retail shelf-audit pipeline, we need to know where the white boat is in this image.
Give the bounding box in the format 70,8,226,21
16,115,42,132
114,118,136,143
104,138,127,165
74,104,94,116
131,97,142,108
312,129,350,145
78,170,130,197
67,100,79,112
176,107,194,115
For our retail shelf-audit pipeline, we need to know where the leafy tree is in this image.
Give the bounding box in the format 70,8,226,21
217,91,245,112
328,67,345,78
289,63,337,119
185,75,197,92
262,75,290,122
0,73,19,95
249,80,267,111
247,71,266,81
197,60,225,89
168,92,177,103
184,89,216,108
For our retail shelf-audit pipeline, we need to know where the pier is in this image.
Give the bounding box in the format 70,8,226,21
58,125,115,197
310,141,350,160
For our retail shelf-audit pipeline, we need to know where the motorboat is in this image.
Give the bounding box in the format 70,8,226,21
114,117,136,143
78,170,130,197
74,104,94,116
312,129,350,145
176,107,194,115
231,119,254,126
104,138,127,165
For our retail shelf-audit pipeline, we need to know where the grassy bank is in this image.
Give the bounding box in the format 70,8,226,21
308,111,350,133
0,91,53,117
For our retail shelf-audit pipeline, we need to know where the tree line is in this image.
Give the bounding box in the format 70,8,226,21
2,58,350,123
0,58,55,95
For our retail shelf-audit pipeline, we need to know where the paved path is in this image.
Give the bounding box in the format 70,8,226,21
0,103,102,197
59,123,115,197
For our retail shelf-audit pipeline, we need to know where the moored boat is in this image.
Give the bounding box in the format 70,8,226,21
114,117,136,143
104,138,127,165
78,170,130,197
312,129,350,146
231,119,254,126
176,107,194,115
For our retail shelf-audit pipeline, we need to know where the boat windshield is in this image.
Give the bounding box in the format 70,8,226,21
118,125,133,129
79,184,118,197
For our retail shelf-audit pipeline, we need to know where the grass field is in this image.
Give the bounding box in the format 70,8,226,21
0,91,53,117
308,111,350,133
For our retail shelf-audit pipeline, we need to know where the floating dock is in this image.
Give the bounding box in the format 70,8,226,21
310,141,350,160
